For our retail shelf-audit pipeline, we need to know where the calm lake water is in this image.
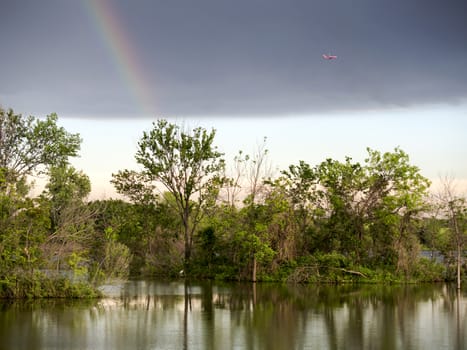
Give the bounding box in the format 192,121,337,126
0,281,465,350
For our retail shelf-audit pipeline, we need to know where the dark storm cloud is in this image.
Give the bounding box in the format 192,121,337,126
1,0,466,117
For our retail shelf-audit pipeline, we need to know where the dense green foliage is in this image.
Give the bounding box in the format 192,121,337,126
0,108,124,298
1,109,466,298
106,119,465,284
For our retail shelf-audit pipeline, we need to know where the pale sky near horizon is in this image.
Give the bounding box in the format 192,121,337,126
55,106,467,199
1,0,466,198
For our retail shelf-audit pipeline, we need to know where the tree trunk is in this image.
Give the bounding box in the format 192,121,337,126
184,226,191,268
252,256,257,283
457,242,461,290
183,207,191,268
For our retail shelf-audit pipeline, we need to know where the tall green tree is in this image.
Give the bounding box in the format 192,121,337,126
316,156,366,257
0,108,81,268
314,148,430,271
274,160,324,256
45,165,91,231
241,138,274,281
437,178,466,289
0,107,81,183
0,107,83,296
364,148,430,273
113,119,225,267
41,165,94,272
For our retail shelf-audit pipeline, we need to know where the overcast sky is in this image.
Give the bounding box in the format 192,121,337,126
1,0,466,197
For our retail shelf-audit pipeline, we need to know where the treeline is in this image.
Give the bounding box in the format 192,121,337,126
1,108,466,297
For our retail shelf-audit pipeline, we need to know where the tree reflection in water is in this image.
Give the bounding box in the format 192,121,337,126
0,282,465,350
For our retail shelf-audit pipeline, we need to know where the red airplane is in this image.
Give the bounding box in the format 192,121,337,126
322,54,337,60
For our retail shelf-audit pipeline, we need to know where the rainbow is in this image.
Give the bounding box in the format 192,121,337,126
84,0,156,116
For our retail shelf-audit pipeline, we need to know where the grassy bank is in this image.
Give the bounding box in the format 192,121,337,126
0,272,101,299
